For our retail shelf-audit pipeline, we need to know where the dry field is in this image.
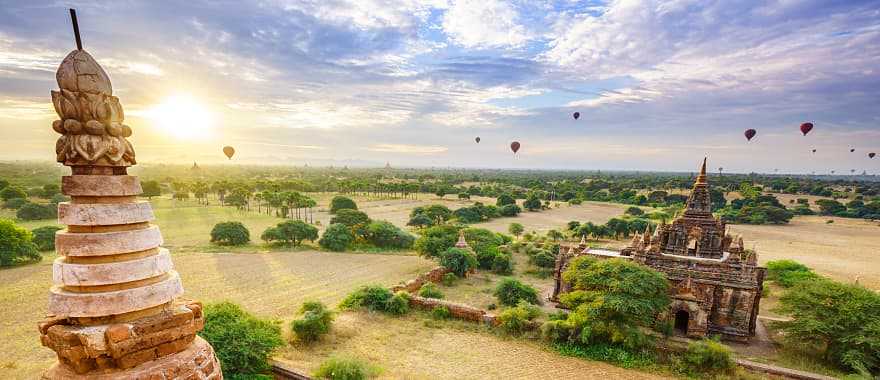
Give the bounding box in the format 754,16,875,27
474,201,631,234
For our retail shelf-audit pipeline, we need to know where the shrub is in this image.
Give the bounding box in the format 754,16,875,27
200,302,283,377
496,193,515,206
441,272,457,286
319,223,355,252
624,206,644,216
16,202,56,220
3,197,27,209
262,220,318,246
494,278,539,306
365,221,414,249
32,225,63,251
313,356,379,380
530,250,556,268
210,221,250,245
775,278,880,374
431,305,451,320
498,301,541,334
0,219,40,266
330,209,371,236
329,196,357,213
413,224,460,258
439,247,477,277
499,203,521,217
491,252,514,275
766,259,820,287
0,186,27,201
553,342,657,369
291,301,334,343
508,223,524,237
339,285,409,315
418,283,444,299
674,338,736,376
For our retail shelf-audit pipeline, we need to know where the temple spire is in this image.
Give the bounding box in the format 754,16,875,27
696,157,707,185
684,157,713,216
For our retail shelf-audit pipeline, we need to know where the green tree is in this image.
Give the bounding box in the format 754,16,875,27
291,301,334,344
496,193,515,206
263,220,318,246
523,193,542,211
0,186,27,201
0,219,40,266
365,220,413,249
41,184,60,198
494,278,539,306
32,225,63,251
319,223,355,252
329,196,357,213
141,180,162,199
200,302,283,377
16,203,56,220
406,213,433,228
499,204,521,217
210,221,250,246
413,224,460,258
508,223,524,238
439,247,477,277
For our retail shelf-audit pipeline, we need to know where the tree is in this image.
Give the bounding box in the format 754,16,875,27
210,221,250,246
775,278,880,374
406,213,433,228
200,302,283,377
32,225,63,251
453,206,483,223
0,219,40,266
816,199,846,216
141,180,162,199
523,193,542,211
499,204,521,217
17,203,56,221
319,223,355,252
457,192,470,200
262,220,318,246
291,301,334,344
439,247,477,277
494,278,539,306
413,224,460,258
508,223,524,238
365,220,414,249
624,206,644,216
330,209,371,237
41,184,60,198
496,193,515,207
0,186,27,201
3,197,28,209
329,196,357,213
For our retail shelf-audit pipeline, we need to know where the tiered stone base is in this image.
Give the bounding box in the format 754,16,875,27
42,336,220,380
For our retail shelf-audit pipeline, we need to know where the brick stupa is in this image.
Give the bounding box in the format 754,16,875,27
38,10,221,379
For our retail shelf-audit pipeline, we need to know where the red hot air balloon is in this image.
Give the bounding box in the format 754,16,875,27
510,141,521,154
800,122,813,136
222,146,235,160
744,129,757,141
573,112,580,120
475,137,481,144
870,152,876,159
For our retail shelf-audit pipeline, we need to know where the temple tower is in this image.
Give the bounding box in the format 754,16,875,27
39,10,221,379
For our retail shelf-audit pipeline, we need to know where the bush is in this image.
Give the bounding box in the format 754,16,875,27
291,301,334,343
32,225,63,251
441,272,457,286
530,250,556,268
775,278,880,374
553,342,657,369
439,247,477,277
766,259,819,288
313,356,379,380
210,221,250,245
3,197,27,209
17,202,56,220
200,302,283,377
261,220,318,246
329,196,358,213
365,220,414,249
508,223,524,237
499,204,521,217
0,219,40,266
418,283,444,299
674,338,736,376
330,209,371,236
498,301,541,334
413,224,460,258
319,223,355,252
431,305,451,320
491,252,514,275
494,278,539,306
339,285,409,315
0,186,27,201
624,206,644,216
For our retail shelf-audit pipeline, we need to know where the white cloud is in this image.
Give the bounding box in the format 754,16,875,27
442,0,530,49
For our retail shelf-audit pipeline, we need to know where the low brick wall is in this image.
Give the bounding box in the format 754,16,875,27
409,295,494,324
391,267,451,293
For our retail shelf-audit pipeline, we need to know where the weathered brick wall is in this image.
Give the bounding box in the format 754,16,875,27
408,295,493,324
391,267,451,293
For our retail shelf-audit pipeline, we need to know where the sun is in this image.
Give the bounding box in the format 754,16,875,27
146,94,214,140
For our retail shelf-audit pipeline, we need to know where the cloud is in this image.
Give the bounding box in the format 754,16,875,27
442,0,530,49
367,143,448,154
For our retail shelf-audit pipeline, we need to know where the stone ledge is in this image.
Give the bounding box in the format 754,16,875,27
56,225,163,256
49,271,184,317
62,175,143,197
53,249,173,287
58,201,154,226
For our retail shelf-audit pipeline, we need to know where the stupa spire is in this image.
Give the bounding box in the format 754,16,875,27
684,157,713,216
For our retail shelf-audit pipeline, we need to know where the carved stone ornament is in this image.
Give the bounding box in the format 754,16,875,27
51,50,136,167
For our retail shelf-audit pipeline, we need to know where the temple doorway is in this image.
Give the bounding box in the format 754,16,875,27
674,310,690,335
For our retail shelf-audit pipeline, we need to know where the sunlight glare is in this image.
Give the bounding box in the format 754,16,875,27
147,94,214,140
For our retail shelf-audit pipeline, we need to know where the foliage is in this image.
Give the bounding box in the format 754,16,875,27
0,219,40,266
365,220,414,249
491,251,514,275
16,202,56,221
508,223,524,237
624,206,644,216
557,258,670,350
141,180,162,199
498,300,541,335
210,221,251,246
494,277,539,306
766,259,819,288
261,220,318,246
431,305,451,320
329,196,358,213
330,209,371,229
775,278,880,374
673,338,736,377
32,225,63,251
408,204,452,227
291,301,334,343
339,285,409,315
319,223,355,252
530,250,556,268
439,247,477,277
313,356,380,380
200,302,284,377
720,193,793,225
418,283,444,299
523,193,542,211
441,272,457,286
0,186,27,201
3,197,27,209
499,203,522,217
413,224,460,258
496,193,515,206
553,343,657,369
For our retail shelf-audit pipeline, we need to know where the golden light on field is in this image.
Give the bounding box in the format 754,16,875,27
145,94,214,140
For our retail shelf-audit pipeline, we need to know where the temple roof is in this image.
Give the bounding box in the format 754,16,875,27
683,157,712,217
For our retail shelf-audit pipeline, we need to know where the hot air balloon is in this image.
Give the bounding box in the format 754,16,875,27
870,152,877,159
850,148,856,153
800,122,813,136
831,170,836,174
223,146,235,160
812,149,817,153
510,141,521,154
744,129,756,141
475,137,481,144
851,169,856,173
573,112,580,120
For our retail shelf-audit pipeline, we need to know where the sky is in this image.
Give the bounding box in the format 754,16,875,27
0,0,879,173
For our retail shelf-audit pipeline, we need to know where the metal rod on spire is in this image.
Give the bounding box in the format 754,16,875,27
69,8,82,50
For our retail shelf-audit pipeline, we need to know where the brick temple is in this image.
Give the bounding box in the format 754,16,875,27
551,158,766,341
